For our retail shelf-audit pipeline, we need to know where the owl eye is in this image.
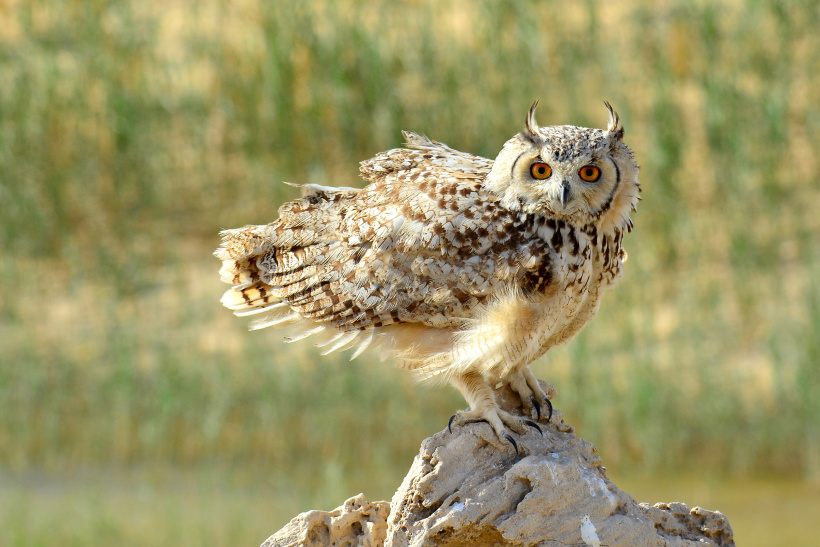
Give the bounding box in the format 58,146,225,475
579,165,601,182
530,162,552,180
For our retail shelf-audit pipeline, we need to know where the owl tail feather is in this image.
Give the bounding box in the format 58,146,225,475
220,282,301,333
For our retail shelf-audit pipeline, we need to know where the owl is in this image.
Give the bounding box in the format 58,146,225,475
215,102,640,450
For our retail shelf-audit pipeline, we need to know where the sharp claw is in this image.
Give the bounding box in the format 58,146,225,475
448,414,456,433
503,433,519,456
545,398,553,422
524,420,542,435
532,398,541,421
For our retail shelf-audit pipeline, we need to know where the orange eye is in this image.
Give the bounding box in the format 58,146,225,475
579,165,601,182
530,162,552,180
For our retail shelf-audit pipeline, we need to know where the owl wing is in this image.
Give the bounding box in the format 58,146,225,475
216,132,553,341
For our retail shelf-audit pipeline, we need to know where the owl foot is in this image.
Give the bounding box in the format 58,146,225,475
448,407,541,455
448,412,541,435
509,367,553,422
448,371,542,452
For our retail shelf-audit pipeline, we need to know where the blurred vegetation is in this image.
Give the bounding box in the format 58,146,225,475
1,0,819,545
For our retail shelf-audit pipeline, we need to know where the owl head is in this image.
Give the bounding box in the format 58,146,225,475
487,102,640,234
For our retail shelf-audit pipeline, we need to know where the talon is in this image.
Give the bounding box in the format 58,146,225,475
503,433,519,456
545,398,553,422
532,398,541,421
448,414,456,433
524,420,542,435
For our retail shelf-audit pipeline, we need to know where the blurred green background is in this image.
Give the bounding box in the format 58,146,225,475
1,0,819,545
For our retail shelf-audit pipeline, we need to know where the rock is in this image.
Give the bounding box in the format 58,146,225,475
263,382,734,547
261,493,389,547
641,502,735,547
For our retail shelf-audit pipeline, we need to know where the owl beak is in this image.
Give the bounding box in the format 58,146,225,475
560,180,570,208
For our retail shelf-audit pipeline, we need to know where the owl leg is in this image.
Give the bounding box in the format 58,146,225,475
449,371,541,451
508,366,553,422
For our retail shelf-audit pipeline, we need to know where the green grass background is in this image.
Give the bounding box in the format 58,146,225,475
1,0,819,545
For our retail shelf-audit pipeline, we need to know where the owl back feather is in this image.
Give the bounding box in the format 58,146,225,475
359,131,493,185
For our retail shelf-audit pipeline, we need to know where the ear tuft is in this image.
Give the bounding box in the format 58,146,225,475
525,100,542,138
603,101,624,140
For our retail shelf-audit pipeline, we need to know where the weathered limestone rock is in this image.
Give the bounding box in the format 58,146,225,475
262,493,389,547
263,382,734,547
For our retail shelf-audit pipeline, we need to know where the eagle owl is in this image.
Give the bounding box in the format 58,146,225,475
215,102,640,448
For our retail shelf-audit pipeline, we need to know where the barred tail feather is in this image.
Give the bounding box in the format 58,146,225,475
220,283,282,312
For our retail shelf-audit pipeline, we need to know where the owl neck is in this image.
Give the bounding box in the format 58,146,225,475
515,200,635,240
595,179,640,236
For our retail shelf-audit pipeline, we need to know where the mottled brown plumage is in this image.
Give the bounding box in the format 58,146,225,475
215,102,640,443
